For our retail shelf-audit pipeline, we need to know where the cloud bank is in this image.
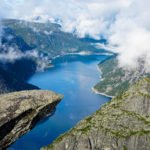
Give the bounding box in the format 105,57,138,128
0,47,50,71
0,48,38,63
0,0,150,72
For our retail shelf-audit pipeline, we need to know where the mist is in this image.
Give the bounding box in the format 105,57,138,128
0,47,38,63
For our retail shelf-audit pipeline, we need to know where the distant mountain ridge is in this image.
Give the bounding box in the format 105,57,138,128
1,19,109,57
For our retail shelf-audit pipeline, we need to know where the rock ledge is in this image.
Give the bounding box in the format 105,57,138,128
0,90,63,149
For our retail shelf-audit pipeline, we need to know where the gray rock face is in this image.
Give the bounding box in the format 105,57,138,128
43,78,150,150
0,90,63,150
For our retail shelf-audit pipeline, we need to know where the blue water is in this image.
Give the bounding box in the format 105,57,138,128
9,54,110,150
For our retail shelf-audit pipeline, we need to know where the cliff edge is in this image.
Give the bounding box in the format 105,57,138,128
43,78,150,150
0,90,63,149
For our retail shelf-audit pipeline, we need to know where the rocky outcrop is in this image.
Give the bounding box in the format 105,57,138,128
43,78,150,150
0,90,63,150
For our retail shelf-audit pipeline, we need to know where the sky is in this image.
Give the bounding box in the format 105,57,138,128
0,0,150,72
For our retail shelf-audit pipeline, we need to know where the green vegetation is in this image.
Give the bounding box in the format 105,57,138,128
2,19,108,57
94,57,150,97
0,19,111,94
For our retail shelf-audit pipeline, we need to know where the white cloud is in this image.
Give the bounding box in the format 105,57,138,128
107,0,150,72
0,0,150,72
0,45,50,71
0,47,38,63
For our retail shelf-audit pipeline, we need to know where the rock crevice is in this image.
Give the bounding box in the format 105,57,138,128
0,90,63,150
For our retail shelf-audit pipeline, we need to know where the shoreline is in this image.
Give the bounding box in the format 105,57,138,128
43,52,114,99
52,52,113,60
50,53,113,99
47,52,113,70
91,65,114,98
92,61,113,99
91,87,113,98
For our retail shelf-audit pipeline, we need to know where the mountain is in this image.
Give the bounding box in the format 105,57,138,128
42,78,150,150
0,19,111,94
93,56,150,97
1,19,109,57
0,90,63,149
0,63,39,94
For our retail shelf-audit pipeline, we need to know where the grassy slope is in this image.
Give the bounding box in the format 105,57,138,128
94,57,150,97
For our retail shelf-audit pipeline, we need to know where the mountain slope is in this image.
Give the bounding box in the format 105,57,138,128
42,78,150,150
0,19,111,94
0,64,39,94
2,19,108,57
94,57,150,97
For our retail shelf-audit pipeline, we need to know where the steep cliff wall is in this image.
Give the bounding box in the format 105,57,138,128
43,78,150,150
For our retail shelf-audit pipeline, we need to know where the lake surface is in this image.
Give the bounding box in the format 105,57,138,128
9,54,111,150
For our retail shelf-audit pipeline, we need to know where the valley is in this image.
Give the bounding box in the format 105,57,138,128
0,17,149,150
9,54,111,150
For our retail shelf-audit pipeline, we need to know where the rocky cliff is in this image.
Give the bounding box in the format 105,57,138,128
42,78,150,150
0,90,63,150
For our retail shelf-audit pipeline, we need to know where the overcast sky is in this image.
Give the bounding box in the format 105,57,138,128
0,0,150,72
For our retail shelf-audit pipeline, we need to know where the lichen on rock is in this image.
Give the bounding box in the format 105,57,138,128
42,78,150,150
0,90,63,150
